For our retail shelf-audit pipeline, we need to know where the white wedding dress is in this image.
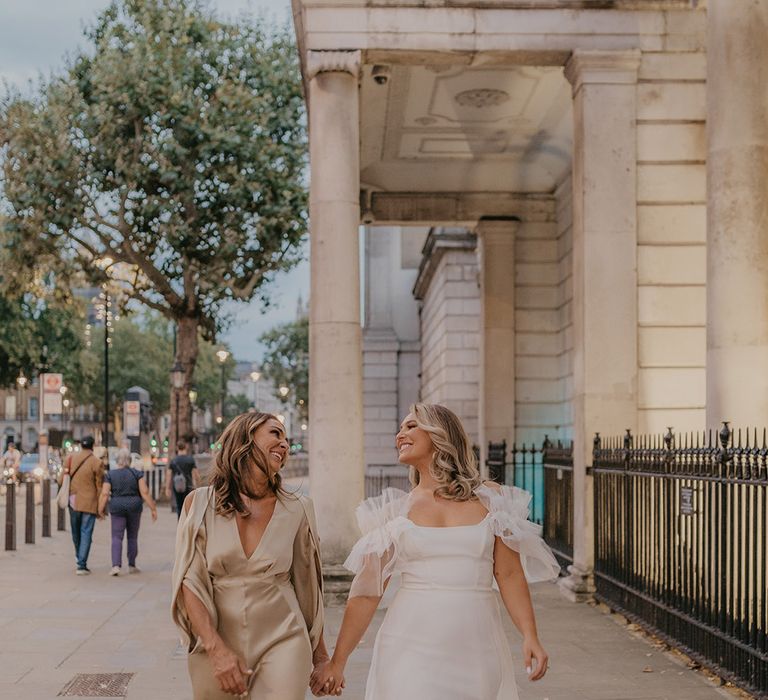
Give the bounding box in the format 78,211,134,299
344,484,560,700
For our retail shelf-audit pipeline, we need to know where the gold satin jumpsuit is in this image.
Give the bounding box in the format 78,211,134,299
172,488,324,700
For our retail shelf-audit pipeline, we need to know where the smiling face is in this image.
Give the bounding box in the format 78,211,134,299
252,418,289,475
396,412,434,468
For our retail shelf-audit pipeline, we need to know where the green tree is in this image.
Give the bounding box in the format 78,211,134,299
0,0,307,446
0,292,98,399
259,317,308,420
82,313,233,432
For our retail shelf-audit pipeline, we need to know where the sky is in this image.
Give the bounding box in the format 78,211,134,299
0,0,308,364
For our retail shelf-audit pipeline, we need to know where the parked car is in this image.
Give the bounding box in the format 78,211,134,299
107,448,144,470
17,454,50,483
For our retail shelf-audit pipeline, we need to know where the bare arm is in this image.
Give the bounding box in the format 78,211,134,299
138,476,157,521
165,467,173,499
191,467,200,488
98,483,111,517
181,584,250,696
178,494,249,696
310,595,381,695
494,539,548,681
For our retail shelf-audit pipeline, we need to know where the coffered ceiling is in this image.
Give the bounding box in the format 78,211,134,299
360,63,573,195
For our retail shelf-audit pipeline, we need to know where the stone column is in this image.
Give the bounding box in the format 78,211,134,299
706,0,768,428
561,50,640,602
307,50,364,563
477,218,518,477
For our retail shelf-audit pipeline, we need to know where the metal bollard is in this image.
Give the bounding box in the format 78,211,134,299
25,481,35,544
5,481,16,551
57,504,66,531
42,479,51,537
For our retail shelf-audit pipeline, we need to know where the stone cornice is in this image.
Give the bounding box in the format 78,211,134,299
564,49,641,94
413,227,477,301
306,50,362,81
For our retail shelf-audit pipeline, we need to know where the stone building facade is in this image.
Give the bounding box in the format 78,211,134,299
292,0,768,602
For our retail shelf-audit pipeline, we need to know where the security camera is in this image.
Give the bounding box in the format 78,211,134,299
371,65,390,85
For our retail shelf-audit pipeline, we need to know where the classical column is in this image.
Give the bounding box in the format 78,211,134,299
307,50,364,563
706,0,768,428
477,217,518,477
561,50,640,602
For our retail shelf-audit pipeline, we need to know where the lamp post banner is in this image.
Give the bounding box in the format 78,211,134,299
42,373,64,415
124,400,140,437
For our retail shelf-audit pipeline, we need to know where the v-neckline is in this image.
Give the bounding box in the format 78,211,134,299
234,498,279,560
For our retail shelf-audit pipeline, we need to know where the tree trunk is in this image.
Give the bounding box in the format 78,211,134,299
170,315,200,457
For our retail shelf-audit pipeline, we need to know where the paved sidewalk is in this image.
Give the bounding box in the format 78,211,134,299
0,490,739,699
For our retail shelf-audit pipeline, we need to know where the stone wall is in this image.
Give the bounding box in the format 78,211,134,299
417,231,481,443
514,200,563,446
556,175,574,442
362,227,425,469
636,43,707,433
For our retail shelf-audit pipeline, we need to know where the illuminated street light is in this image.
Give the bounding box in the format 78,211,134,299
60,385,68,396
216,349,230,364
249,371,261,382
278,386,290,398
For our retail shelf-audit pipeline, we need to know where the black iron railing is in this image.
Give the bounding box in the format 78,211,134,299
593,424,768,698
542,438,574,570
364,467,411,498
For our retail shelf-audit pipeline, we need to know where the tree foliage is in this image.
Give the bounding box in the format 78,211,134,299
0,0,307,441
259,317,308,420
0,293,97,397
81,313,233,418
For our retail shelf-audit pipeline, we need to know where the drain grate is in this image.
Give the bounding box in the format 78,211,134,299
58,673,134,697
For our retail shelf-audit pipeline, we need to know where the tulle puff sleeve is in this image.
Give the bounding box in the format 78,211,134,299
475,483,561,583
343,488,410,598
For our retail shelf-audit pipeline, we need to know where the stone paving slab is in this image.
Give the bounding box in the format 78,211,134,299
0,490,744,700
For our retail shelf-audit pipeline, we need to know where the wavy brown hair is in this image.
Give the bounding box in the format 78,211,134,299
211,412,290,517
408,403,482,501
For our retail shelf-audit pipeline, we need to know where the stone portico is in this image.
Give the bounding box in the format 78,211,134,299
293,0,768,600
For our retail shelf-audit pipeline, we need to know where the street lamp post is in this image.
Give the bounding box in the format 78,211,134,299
171,361,185,450
16,372,27,451
59,386,68,432
188,386,198,451
249,370,261,411
216,350,230,424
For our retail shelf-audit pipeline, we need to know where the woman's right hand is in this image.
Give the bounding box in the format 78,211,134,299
208,640,251,696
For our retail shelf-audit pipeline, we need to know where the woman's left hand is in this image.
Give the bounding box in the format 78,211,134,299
523,636,549,681
310,659,344,696
150,508,158,522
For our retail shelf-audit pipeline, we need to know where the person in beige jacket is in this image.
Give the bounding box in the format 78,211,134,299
61,436,104,575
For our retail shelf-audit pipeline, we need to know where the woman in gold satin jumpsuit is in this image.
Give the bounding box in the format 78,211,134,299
171,412,336,699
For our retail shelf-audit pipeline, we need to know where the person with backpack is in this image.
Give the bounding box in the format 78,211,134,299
98,448,157,576
166,440,199,519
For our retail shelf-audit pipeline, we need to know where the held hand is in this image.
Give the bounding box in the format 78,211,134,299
523,637,549,682
208,640,251,696
310,658,345,697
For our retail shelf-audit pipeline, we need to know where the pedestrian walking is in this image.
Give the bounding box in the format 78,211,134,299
3,440,21,477
98,448,158,576
171,412,333,699
166,440,199,519
59,436,103,575
312,403,559,699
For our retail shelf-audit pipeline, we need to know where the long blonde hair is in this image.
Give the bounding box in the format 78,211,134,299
210,412,289,517
408,403,481,501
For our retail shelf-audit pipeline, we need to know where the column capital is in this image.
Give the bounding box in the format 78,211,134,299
306,50,362,81
564,49,640,95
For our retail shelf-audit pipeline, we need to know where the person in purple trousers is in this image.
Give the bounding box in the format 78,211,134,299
98,448,157,575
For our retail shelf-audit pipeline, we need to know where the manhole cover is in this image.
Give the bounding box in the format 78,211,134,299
58,673,134,697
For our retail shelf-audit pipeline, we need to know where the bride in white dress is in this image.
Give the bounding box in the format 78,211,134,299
311,403,560,699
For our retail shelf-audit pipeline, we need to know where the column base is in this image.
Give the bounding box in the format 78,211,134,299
558,564,595,603
323,564,354,607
